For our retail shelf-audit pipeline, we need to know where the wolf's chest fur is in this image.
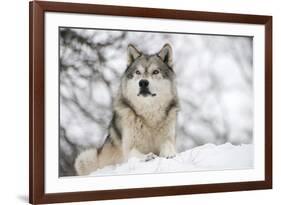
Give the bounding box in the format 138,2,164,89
130,116,173,154
117,99,177,155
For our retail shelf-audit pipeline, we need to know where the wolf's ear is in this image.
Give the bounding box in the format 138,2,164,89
157,44,173,68
127,44,141,66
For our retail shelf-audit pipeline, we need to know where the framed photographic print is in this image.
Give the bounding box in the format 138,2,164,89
29,1,272,204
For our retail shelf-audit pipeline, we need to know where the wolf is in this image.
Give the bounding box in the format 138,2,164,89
75,43,179,175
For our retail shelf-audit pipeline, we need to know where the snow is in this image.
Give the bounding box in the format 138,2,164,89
90,143,253,176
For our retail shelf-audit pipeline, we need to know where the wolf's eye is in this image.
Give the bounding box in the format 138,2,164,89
152,70,159,75
136,70,141,75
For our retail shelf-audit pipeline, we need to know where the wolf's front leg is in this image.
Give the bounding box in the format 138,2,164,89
159,140,176,159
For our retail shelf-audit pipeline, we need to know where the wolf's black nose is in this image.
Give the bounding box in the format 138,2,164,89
139,79,149,88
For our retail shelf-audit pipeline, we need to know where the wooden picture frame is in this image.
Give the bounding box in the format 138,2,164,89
29,1,272,204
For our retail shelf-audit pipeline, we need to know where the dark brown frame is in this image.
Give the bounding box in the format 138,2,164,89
29,1,272,204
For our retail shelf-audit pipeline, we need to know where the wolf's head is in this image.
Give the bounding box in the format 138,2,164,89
120,44,178,112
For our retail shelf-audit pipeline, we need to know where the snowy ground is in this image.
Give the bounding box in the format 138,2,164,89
90,143,253,176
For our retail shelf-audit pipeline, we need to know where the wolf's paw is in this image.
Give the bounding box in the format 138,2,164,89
160,142,176,159
144,153,157,162
160,151,176,159
164,154,176,159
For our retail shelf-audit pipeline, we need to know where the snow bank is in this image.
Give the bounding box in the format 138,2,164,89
90,143,253,176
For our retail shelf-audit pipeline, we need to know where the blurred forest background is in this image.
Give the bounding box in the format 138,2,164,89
59,27,253,176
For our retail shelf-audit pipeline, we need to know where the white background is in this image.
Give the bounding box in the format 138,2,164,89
0,0,279,204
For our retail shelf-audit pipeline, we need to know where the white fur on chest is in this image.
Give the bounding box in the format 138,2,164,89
120,102,177,155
